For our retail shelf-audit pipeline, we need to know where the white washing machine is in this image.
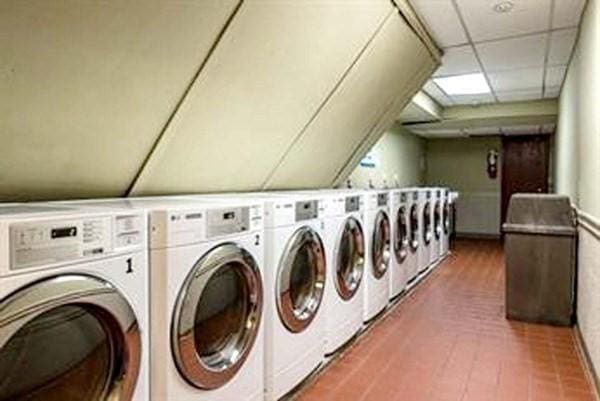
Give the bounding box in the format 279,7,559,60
184,191,329,399
389,188,412,300
257,193,327,400
417,188,433,275
363,190,391,322
310,190,365,356
431,188,443,265
56,197,266,401
250,189,365,357
440,188,450,257
0,203,148,401
406,188,421,285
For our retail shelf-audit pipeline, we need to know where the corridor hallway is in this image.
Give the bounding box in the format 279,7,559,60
297,241,595,401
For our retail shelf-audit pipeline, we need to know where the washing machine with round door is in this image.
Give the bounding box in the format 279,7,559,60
418,188,433,275
363,190,391,322
431,188,443,265
258,193,327,400
248,189,364,357
54,197,266,401
405,189,421,286
440,188,450,258
318,190,365,356
182,192,328,400
389,188,412,300
0,203,148,401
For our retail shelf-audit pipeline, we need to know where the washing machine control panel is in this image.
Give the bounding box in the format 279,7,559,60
345,196,361,213
295,200,319,222
207,206,262,238
10,216,112,271
377,192,388,207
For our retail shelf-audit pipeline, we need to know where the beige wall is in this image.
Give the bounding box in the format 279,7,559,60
554,0,600,218
348,123,425,188
425,137,502,236
554,0,600,380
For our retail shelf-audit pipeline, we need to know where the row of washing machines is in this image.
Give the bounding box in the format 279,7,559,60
0,187,453,401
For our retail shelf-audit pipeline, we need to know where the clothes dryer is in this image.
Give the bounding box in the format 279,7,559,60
418,188,433,274
55,197,265,401
406,189,421,284
313,190,365,355
441,188,450,257
246,190,365,357
389,188,412,299
363,190,391,322
0,204,148,401
431,188,443,264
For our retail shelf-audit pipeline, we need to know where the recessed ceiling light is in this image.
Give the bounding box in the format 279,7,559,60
433,73,491,95
493,1,514,13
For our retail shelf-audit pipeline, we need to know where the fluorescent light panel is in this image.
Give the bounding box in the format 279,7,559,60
434,73,491,95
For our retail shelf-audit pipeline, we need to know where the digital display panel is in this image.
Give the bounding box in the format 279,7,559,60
51,227,77,239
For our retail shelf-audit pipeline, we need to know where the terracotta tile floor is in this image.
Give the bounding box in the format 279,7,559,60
297,240,597,401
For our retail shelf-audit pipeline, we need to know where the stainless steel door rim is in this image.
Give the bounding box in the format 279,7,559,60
0,274,141,401
371,210,391,279
335,217,365,301
277,227,326,333
423,202,432,245
172,243,263,390
394,206,409,263
410,204,419,252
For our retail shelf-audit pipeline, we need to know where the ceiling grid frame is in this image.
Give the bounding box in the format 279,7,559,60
450,0,499,103
411,0,586,106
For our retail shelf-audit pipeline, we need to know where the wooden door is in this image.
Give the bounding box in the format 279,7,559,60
501,135,551,224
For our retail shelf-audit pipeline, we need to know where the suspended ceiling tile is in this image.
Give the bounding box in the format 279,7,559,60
545,65,568,88
434,45,481,77
548,29,578,65
488,67,543,92
496,88,543,102
552,0,586,28
0,0,240,200
451,93,496,105
543,86,562,99
501,124,542,135
455,0,551,42
130,0,393,195
476,33,548,71
410,0,468,47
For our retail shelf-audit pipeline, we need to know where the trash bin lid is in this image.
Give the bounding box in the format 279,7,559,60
503,194,576,236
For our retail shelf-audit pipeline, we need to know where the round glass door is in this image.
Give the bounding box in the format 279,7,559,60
335,217,365,301
172,244,263,390
423,202,432,245
394,206,408,264
0,275,141,401
277,227,326,333
434,201,442,240
409,204,419,252
371,210,391,279
443,202,451,235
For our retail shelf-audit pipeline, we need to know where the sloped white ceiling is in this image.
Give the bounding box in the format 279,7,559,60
130,0,394,195
0,1,440,201
263,12,435,189
0,0,240,200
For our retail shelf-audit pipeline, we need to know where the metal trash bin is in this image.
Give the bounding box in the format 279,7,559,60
503,194,577,326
